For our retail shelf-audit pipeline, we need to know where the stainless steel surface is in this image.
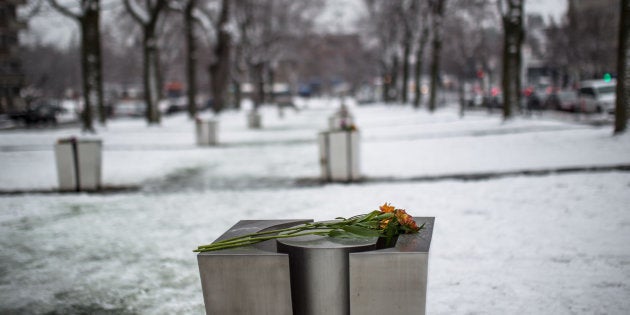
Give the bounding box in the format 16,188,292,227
349,217,434,315
277,234,376,315
247,111,262,129
318,131,360,182
196,119,217,146
54,138,102,191
197,217,434,315
197,220,310,315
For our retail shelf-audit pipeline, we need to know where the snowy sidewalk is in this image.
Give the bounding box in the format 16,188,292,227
0,99,628,192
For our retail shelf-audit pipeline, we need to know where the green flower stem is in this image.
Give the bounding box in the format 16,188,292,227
196,224,314,249
196,222,343,250
194,231,329,252
194,207,423,253
197,226,334,250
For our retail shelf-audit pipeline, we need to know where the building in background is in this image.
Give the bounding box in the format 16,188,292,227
0,0,26,114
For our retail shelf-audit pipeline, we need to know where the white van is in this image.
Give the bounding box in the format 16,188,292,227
577,79,616,114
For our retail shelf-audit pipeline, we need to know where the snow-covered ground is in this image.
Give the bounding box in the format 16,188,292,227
1,99,629,314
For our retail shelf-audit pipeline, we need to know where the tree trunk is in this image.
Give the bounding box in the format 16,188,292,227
268,67,276,104
80,18,94,132
49,0,104,131
501,0,524,120
413,25,429,109
83,2,105,125
390,54,399,103
233,79,241,110
402,37,411,104
501,20,511,117
252,63,265,110
458,76,465,117
209,0,231,115
614,0,629,134
143,30,160,124
428,0,445,113
185,0,197,119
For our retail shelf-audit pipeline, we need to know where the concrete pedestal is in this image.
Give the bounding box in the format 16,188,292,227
197,217,434,315
54,137,102,191
318,130,360,182
196,119,218,146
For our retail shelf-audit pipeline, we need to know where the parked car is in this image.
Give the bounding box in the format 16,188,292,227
545,90,579,112
164,96,187,114
272,83,295,108
113,99,146,117
463,84,484,107
577,79,616,113
483,87,503,108
9,100,61,126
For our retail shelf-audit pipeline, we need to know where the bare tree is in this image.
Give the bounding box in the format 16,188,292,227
48,0,104,132
208,0,231,114
442,0,500,115
22,43,81,100
413,4,430,109
189,0,237,115
498,0,524,120
544,18,570,87
235,0,318,109
123,0,167,125
167,0,200,118
363,1,402,103
399,0,416,104
428,0,446,112
566,0,619,81
614,0,629,134
183,0,197,118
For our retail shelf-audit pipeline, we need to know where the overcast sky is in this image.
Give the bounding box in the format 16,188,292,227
22,0,568,49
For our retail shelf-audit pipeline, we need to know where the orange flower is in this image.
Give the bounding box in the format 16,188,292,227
379,203,395,213
395,209,419,231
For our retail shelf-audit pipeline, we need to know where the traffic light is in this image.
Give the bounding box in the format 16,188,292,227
603,73,612,82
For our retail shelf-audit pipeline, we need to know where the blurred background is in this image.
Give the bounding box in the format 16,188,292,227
1,0,629,314
0,0,626,127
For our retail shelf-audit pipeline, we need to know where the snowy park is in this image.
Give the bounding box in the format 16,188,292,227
0,99,629,314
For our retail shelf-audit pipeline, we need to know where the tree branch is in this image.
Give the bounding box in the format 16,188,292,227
48,0,81,20
123,0,148,24
497,0,505,17
25,0,45,19
148,0,167,25
192,6,216,45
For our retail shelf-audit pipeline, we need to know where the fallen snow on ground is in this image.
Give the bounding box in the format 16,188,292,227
0,99,629,314
0,99,628,190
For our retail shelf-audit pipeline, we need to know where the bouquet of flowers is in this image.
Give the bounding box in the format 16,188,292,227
194,203,423,253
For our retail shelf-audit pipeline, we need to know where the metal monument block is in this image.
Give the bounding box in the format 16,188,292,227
277,235,376,315
54,137,102,191
197,217,434,315
247,111,262,129
318,130,360,182
349,217,434,314
196,118,218,146
197,220,310,315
